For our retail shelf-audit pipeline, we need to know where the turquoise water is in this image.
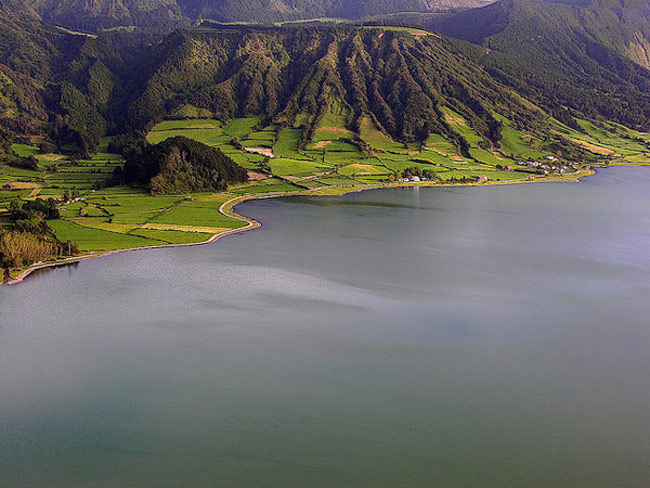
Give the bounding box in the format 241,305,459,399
1,167,649,486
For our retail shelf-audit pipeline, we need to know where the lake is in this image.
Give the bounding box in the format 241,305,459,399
1,167,649,487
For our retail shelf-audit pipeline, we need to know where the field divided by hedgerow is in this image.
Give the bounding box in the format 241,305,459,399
5,110,649,256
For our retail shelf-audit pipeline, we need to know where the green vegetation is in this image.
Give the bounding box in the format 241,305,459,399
360,117,407,154
5,11,650,159
0,195,77,280
119,136,248,195
430,0,650,131
146,119,226,145
3,7,650,280
223,117,264,139
269,158,329,177
129,228,213,244
29,0,482,33
152,204,247,230
6,109,645,277
274,129,307,159
47,219,165,250
10,144,40,157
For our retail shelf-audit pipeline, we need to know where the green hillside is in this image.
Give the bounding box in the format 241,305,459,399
25,0,493,33
429,0,650,129
3,1,650,279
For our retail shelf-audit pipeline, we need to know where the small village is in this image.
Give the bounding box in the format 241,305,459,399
392,154,580,184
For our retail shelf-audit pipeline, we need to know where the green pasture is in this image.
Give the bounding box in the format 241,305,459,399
129,228,213,244
314,175,358,186
48,219,165,250
4,112,649,261
91,195,181,225
151,204,246,229
442,107,482,147
232,180,302,194
147,127,226,146
359,116,407,153
223,117,263,139
499,126,545,160
425,133,459,156
274,129,308,159
10,144,40,157
338,163,390,176
269,158,329,177
151,119,222,131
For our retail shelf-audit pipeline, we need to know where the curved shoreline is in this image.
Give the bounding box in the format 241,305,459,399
4,193,262,285
2,170,594,285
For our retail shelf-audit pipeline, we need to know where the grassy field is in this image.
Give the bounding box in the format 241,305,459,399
361,25,435,37
147,120,228,145
10,143,41,157
1,138,125,200
274,128,308,159
548,117,650,159
442,107,482,147
47,219,166,250
360,116,407,154
2,109,648,271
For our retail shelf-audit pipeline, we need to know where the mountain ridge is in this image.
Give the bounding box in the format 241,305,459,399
3,0,650,157
426,0,650,127
25,0,494,33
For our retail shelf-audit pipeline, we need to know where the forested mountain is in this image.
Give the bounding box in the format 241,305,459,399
126,27,540,144
26,0,492,32
427,0,650,127
0,21,546,156
28,0,186,32
0,0,67,132
3,0,650,158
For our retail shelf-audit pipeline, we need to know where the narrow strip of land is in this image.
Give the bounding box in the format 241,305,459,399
3,170,592,285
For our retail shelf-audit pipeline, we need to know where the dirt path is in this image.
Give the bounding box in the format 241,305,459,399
247,171,271,180
245,147,274,158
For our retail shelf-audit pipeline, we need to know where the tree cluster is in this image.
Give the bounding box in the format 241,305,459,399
116,136,248,194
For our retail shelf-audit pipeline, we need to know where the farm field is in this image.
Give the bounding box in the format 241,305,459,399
141,112,571,189
2,109,649,277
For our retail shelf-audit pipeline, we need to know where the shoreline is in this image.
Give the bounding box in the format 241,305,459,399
2,169,594,285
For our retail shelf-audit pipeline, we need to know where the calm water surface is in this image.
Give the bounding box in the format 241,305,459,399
1,167,650,487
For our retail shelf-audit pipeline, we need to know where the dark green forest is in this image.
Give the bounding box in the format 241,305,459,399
119,136,248,194
26,0,489,33
427,0,650,129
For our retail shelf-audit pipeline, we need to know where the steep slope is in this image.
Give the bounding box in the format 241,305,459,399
3,14,648,159
428,0,650,128
436,0,650,67
126,27,541,147
0,0,156,153
29,0,186,32
0,21,546,154
0,0,62,129
27,0,494,32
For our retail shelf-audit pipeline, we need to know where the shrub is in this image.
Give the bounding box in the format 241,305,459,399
0,231,56,268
